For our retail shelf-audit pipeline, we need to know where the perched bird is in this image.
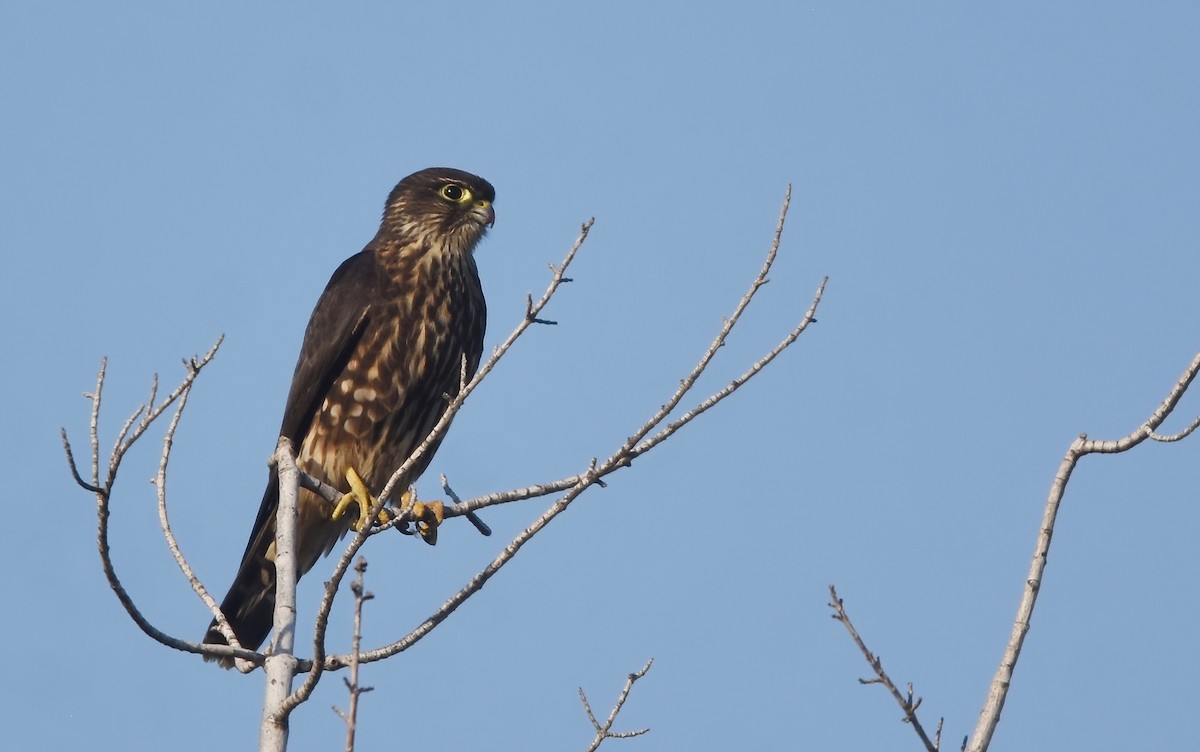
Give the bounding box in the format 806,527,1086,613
203,167,494,665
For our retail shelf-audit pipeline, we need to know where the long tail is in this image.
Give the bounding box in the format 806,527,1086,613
202,478,280,668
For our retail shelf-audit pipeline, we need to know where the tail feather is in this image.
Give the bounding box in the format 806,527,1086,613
201,475,346,668
201,549,276,666
202,477,280,669
202,524,277,668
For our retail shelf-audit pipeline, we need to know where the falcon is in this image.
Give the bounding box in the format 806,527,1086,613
202,167,494,665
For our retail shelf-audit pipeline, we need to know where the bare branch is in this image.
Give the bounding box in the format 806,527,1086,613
439,475,492,536
967,349,1200,752
60,427,102,494
263,437,302,748
620,185,797,458
87,358,104,488
446,193,825,520
333,558,375,752
312,188,823,671
436,190,814,518
633,276,825,458
297,469,345,504
62,338,237,660
828,586,940,752
445,475,584,516
154,369,235,651
326,464,599,668
1148,412,1200,443
580,659,654,752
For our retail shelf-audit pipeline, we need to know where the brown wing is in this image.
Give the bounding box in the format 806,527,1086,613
203,250,380,659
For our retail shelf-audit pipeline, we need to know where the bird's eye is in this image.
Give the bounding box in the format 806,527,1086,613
441,184,470,203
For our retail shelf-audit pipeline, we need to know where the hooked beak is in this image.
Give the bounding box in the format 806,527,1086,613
472,200,495,227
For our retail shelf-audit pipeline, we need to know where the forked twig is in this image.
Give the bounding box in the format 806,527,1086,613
966,350,1200,752
333,558,374,752
312,187,824,671
579,659,654,751
61,338,237,658
828,586,941,752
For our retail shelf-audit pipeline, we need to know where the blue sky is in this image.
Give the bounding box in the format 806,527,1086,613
3,3,1198,750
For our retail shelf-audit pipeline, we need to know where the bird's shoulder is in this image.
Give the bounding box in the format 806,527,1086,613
277,248,381,441
313,248,384,310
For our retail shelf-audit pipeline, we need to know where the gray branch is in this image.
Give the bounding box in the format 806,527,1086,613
332,558,374,752
60,338,244,660
580,659,654,751
261,438,302,749
828,586,942,752
966,349,1200,752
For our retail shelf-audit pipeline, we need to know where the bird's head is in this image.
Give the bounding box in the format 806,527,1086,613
379,167,495,256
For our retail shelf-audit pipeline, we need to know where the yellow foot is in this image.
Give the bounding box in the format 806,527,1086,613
401,490,444,545
331,467,391,531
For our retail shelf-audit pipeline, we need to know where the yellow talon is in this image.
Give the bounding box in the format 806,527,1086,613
331,468,390,530
330,476,443,541
401,490,444,545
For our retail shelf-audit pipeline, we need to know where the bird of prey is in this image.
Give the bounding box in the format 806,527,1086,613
202,167,494,665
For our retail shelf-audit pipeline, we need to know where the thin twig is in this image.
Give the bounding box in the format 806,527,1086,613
633,276,825,458
439,475,492,535
60,427,102,494
621,185,796,456
443,475,584,516
87,359,104,490
443,208,826,519
62,338,237,659
314,188,823,671
1147,411,1200,442
333,558,374,752
440,277,827,521
828,586,940,752
323,461,602,668
153,364,236,650
580,659,654,752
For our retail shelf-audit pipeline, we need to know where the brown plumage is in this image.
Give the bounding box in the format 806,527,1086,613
203,168,493,665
